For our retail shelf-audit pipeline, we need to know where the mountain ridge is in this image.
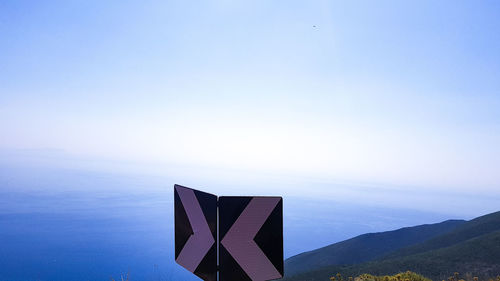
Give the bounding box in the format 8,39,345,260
284,211,500,281
285,219,466,276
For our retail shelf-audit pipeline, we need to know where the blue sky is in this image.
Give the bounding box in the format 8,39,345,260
1,0,500,192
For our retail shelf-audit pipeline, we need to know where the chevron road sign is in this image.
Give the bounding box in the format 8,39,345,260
219,196,283,281
174,185,218,281
174,185,284,281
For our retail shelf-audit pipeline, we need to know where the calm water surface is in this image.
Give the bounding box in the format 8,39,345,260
0,165,464,281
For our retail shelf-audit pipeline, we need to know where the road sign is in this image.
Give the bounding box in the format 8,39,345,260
174,185,283,281
174,185,217,281
219,196,283,281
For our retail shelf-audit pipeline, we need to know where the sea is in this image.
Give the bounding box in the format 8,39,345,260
1,159,496,281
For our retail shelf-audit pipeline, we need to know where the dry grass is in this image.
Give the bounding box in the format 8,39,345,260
330,271,500,281
110,272,129,281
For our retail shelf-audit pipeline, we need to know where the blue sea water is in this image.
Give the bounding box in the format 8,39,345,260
0,164,483,281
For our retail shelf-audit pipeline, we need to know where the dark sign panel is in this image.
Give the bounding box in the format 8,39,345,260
174,185,283,281
174,185,217,281
219,196,283,281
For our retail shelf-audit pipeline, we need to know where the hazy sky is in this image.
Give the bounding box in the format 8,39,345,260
1,0,500,192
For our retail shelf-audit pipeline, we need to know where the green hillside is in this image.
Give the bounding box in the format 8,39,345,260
285,220,465,276
284,211,500,281
383,211,500,260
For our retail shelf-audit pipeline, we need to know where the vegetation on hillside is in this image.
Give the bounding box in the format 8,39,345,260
285,220,466,276
346,271,431,281
327,271,500,281
283,211,500,281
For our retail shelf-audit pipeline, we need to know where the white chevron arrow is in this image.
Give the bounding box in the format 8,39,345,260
221,197,282,281
175,186,215,272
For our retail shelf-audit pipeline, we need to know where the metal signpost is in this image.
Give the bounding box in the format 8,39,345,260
174,184,283,281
